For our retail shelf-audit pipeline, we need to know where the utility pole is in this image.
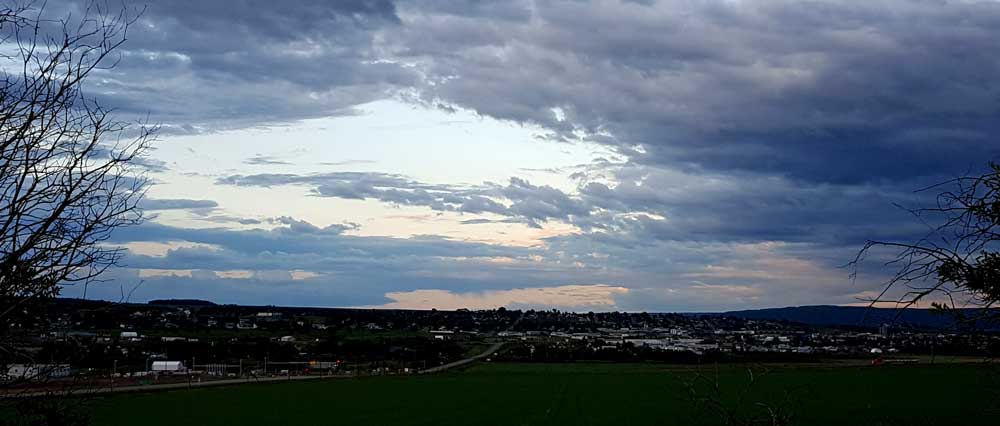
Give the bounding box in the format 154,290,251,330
111,359,116,392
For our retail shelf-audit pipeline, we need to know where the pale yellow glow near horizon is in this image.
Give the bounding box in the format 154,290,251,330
138,269,323,281
138,269,194,278
359,284,630,311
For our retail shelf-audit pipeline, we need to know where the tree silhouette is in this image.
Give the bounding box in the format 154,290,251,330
853,162,1000,320
0,0,152,398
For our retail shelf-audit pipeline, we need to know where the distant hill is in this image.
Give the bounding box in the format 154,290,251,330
147,299,217,306
708,305,999,331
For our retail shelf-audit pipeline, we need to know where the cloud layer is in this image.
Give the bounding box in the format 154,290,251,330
41,0,1000,311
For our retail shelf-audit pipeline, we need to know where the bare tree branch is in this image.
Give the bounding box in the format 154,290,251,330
850,162,1000,325
0,1,154,410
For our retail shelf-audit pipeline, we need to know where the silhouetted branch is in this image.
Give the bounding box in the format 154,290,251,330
0,1,153,409
850,163,1000,325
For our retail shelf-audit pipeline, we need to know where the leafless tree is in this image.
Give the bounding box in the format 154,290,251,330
0,0,152,409
852,162,1000,324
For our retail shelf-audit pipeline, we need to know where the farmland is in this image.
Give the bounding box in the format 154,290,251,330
84,362,1000,426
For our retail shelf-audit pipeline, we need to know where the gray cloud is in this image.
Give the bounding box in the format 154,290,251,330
41,0,1000,182
47,0,1000,310
216,163,930,248
388,0,1000,184
141,198,220,211
45,0,999,183
218,171,591,227
244,155,293,166
75,216,896,310
319,159,377,166
268,216,361,234
41,0,415,132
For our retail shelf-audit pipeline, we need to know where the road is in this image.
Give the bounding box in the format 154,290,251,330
418,341,504,374
419,311,524,374
3,374,349,398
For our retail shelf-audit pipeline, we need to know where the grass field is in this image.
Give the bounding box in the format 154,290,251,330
85,362,1000,426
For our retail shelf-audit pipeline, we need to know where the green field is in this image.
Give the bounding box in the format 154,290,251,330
86,363,1000,426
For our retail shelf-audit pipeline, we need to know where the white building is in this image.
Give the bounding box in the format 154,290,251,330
151,361,186,373
431,330,455,340
5,364,71,381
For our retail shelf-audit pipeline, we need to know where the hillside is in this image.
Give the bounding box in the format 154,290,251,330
713,305,999,330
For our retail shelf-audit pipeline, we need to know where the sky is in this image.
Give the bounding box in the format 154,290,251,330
46,0,1000,312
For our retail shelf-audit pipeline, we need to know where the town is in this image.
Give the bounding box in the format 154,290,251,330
4,298,997,392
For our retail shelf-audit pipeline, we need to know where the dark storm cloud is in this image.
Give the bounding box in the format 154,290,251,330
44,0,1000,182
573,165,933,247
41,0,414,131
388,0,1000,184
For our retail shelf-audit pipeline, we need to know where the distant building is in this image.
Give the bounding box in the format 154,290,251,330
4,364,71,381
431,330,455,340
151,361,186,373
